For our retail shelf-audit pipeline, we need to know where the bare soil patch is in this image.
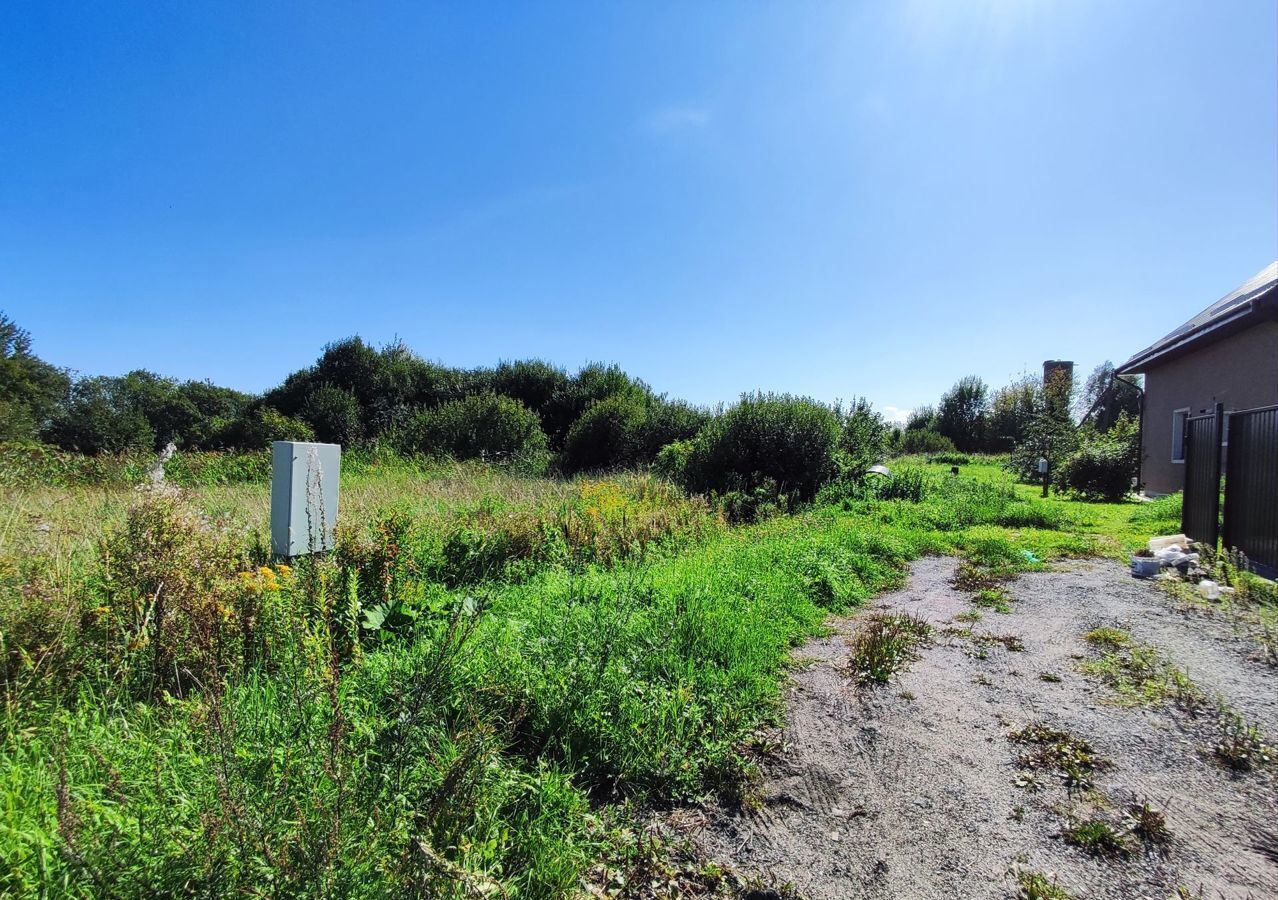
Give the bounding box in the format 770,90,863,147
696,557,1278,899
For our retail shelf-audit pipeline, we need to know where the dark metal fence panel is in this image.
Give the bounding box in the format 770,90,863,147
1182,411,1221,547
1223,405,1278,575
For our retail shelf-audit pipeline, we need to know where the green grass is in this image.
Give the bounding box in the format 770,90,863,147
1078,635,1203,709
845,612,931,685
0,453,1187,896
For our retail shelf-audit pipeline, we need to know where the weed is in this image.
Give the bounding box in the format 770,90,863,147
1038,672,1062,683
954,609,983,623
1009,723,1105,793
1079,637,1203,710
1123,799,1171,852
972,587,1013,613
1083,627,1130,650
1213,709,1274,772
1062,817,1132,857
1010,867,1075,900
845,613,931,685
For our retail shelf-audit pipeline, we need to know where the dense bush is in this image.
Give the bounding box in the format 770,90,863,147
562,393,649,472
836,397,889,477
480,359,571,435
562,395,708,474
1053,415,1140,502
43,371,253,454
677,393,840,507
893,428,955,455
298,385,364,445
401,393,549,474
216,405,315,448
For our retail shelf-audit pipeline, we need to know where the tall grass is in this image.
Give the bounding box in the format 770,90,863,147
0,458,1165,895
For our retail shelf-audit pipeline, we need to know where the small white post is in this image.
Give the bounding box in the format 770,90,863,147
271,441,341,558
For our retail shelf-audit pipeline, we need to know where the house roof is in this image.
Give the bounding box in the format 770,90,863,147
1117,261,1278,375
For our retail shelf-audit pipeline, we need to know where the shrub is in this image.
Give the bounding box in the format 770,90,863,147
894,429,955,456
217,406,315,449
638,399,709,460
836,397,888,477
298,385,364,445
402,393,549,474
562,393,648,472
482,359,571,432
679,393,840,505
927,452,971,466
1054,416,1139,502
654,438,694,482
542,363,649,448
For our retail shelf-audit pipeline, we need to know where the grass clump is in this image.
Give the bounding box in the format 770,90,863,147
1009,722,1105,793
1213,709,1274,772
845,612,931,685
1062,817,1132,857
1083,627,1130,650
972,586,1013,613
1078,637,1203,710
1011,868,1075,900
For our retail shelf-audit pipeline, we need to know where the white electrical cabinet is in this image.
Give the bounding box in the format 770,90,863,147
270,441,341,557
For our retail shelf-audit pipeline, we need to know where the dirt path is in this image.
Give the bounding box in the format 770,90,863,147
696,557,1278,900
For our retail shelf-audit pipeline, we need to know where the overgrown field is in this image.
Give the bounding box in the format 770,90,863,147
0,453,1183,897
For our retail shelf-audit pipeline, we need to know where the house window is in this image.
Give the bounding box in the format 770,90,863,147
1171,408,1190,463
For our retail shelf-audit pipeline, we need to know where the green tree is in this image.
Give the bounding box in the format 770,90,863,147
835,397,888,476
1077,361,1141,432
986,375,1039,452
0,312,70,442
937,376,989,452
43,376,156,454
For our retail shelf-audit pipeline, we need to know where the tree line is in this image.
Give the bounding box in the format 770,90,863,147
1,310,1144,502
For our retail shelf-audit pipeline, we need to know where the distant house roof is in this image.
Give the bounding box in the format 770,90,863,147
1117,261,1278,375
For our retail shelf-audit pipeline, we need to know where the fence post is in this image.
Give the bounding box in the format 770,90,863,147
1211,402,1224,551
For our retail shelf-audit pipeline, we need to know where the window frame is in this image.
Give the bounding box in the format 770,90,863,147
1170,407,1190,464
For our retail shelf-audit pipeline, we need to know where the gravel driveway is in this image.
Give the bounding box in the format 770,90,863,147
697,557,1278,900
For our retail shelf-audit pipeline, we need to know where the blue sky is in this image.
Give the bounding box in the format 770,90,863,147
2,1,1275,422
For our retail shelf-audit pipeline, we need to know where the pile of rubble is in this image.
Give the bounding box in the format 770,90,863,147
1132,533,1233,600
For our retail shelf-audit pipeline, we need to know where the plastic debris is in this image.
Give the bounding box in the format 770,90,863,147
1198,580,1221,601
866,465,892,478
1021,550,1039,564
1148,534,1189,554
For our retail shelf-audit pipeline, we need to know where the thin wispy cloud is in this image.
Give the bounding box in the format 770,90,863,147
644,105,710,135
882,406,912,425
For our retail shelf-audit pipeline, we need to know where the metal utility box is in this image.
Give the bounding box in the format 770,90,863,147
271,441,341,557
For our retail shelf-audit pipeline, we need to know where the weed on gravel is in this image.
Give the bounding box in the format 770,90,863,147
972,586,1013,613
1009,723,1106,794
1079,632,1204,710
1010,867,1075,900
845,612,931,685
1122,799,1172,853
1213,709,1275,772
1062,817,1133,857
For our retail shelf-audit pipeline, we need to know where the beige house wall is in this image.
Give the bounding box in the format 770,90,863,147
1140,319,1278,495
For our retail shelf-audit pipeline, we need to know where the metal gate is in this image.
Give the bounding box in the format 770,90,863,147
1222,404,1278,576
1181,407,1222,547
